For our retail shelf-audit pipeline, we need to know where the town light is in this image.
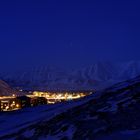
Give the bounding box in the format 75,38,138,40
6,106,9,110
16,104,19,108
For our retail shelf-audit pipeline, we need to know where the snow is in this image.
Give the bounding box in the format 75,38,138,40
23,129,35,138
121,129,140,135
0,93,96,138
2,61,140,91
1,75,140,139
42,125,76,140
98,129,140,140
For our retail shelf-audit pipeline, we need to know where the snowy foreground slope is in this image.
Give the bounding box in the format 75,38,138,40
0,96,94,139
1,76,140,140
2,61,140,91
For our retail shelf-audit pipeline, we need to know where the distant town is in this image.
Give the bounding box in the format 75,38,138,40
0,90,93,111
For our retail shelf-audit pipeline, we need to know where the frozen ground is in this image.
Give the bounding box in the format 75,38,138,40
0,93,95,139
1,76,140,139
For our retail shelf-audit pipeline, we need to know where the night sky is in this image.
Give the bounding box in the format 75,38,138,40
0,0,140,72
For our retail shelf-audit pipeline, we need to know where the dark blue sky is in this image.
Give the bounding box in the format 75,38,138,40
0,0,140,72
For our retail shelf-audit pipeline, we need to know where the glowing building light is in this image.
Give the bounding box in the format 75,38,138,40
16,104,19,108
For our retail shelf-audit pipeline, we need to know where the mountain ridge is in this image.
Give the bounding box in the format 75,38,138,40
1,61,140,91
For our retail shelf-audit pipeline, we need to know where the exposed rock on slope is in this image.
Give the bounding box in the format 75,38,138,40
28,76,140,140
1,76,140,139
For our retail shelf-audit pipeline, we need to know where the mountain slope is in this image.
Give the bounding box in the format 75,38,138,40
26,76,140,140
2,61,140,91
0,80,17,96
1,75,140,139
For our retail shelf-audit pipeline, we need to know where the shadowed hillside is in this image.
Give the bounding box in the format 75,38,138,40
1,76,140,139
0,80,17,96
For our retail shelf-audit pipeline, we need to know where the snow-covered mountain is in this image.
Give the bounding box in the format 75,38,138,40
0,80,17,96
2,61,140,91
1,75,140,139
